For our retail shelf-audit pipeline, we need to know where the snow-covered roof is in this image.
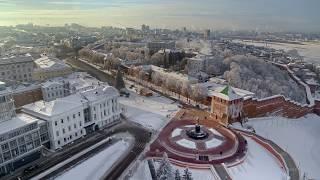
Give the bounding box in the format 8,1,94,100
22,94,86,117
34,56,70,71
42,81,64,88
0,54,33,65
0,113,41,135
197,81,254,99
145,65,197,83
80,86,119,102
210,85,243,101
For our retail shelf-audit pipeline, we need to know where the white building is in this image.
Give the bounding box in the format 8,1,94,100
22,85,121,150
0,82,49,175
0,82,16,122
41,72,104,102
0,54,34,83
187,57,206,77
41,81,65,102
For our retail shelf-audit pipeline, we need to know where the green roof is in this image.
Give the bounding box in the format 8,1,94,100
220,86,229,95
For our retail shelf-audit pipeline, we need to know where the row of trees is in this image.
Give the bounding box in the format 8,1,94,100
79,48,121,70
132,68,208,102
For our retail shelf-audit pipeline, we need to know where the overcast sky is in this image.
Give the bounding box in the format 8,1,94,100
0,0,319,32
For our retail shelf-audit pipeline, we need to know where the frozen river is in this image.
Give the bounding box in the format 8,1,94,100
233,40,320,65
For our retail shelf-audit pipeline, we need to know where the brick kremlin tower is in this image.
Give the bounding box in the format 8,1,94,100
211,85,244,125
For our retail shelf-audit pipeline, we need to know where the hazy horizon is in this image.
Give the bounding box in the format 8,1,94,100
0,0,319,32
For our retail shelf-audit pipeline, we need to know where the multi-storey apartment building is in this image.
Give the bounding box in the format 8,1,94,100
0,54,34,83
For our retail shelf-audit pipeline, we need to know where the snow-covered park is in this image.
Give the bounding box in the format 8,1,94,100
119,87,180,131
55,134,133,180
236,114,320,179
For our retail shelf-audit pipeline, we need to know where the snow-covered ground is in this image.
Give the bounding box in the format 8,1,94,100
233,40,320,64
228,137,288,180
235,114,320,179
119,87,180,131
55,136,133,180
176,139,197,149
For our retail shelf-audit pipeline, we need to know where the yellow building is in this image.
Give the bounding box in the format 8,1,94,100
33,56,72,81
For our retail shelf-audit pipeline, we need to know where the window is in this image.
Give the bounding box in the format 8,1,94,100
62,128,65,134
79,122,82,127
78,112,81,117
64,138,66,142
70,135,72,139
58,140,60,145
56,131,59,137
67,116,70,121
61,119,64,123
55,121,58,126
1,143,9,152
68,126,71,131
73,114,76,119
75,132,78,137
80,130,83,134
74,124,77,129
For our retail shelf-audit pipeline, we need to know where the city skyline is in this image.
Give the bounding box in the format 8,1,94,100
0,0,319,32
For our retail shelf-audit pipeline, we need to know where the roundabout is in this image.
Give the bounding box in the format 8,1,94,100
147,119,248,165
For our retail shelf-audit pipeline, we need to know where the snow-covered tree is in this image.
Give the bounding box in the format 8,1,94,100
175,169,181,180
191,84,208,103
182,168,193,180
157,153,175,180
181,81,192,100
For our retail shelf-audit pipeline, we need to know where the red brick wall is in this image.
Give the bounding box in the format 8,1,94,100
243,96,314,119
13,88,43,112
314,100,320,115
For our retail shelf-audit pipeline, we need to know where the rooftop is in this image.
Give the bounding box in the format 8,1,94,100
80,85,119,102
22,94,86,117
0,113,41,135
210,85,244,101
0,54,33,65
34,56,70,71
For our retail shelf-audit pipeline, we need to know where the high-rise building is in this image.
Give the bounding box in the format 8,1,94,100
204,29,211,40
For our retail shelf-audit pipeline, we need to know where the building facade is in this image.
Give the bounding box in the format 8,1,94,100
211,86,243,125
0,54,34,83
33,55,72,81
22,85,121,150
41,81,65,102
0,82,49,175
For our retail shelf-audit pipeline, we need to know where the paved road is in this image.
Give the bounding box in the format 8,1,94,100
4,120,150,180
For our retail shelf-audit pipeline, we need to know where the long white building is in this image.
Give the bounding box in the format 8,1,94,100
22,85,121,150
0,82,49,175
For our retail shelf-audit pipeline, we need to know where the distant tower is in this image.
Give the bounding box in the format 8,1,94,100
211,85,243,125
204,29,210,40
0,81,16,122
